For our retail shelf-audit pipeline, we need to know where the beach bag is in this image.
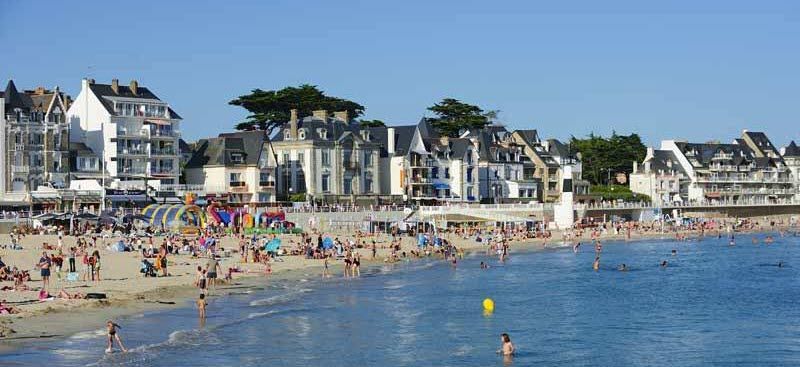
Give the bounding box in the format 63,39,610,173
66,272,79,282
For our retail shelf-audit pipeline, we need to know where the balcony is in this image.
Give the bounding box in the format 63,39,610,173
229,181,248,192
116,129,148,138
150,129,179,138
150,147,176,156
11,165,29,174
409,158,435,167
119,167,147,175
259,181,276,189
151,167,176,176
118,148,148,156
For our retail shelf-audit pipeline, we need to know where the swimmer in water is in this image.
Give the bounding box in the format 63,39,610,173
497,333,515,356
105,320,127,353
593,256,600,271
480,261,489,269
618,263,628,272
671,249,677,256
778,261,784,268
660,260,668,268
573,242,581,254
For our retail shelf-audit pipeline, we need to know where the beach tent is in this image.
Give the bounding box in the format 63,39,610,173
265,238,281,252
322,237,334,250
142,204,206,228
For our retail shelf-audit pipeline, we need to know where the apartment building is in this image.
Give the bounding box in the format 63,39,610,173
470,126,538,203
512,131,588,202
0,80,71,208
67,78,182,189
660,131,793,204
630,148,689,205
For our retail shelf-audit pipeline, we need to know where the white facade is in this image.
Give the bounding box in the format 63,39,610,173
67,79,181,188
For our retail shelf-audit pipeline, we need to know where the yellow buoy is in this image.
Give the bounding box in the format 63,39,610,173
483,298,495,312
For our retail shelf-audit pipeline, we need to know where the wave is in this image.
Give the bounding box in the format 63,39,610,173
248,288,313,307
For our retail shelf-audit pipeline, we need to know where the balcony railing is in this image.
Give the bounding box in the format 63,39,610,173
118,148,147,155
150,129,179,138
229,182,248,191
151,147,176,155
11,165,29,173
151,168,176,175
119,167,147,175
259,181,276,188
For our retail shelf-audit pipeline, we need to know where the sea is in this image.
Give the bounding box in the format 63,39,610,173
3,232,800,366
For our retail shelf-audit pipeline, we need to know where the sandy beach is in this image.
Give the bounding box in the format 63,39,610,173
0,216,794,346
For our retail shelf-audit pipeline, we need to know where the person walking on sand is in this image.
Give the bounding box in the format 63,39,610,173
106,320,127,353
206,255,222,289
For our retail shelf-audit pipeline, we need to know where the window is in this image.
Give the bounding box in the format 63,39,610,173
283,153,290,165
467,168,473,183
365,176,373,193
322,174,330,192
343,178,352,195
258,193,272,202
229,172,242,184
432,167,439,178
230,153,244,164
284,130,291,140
321,150,330,166
78,157,86,170
364,151,372,167
467,187,474,200
298,130,306,140
298,153,304,166
444,167,450,179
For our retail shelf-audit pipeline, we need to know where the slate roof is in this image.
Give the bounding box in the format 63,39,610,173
69,142,97,155
783,141,800,157
672,141,769,169
186,131,269,168
87,81,182,119
644,150,686,175
3,80,69,117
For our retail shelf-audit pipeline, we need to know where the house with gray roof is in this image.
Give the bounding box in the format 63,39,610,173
270,109,386,202
781,140,800,201
660,130,793,204
512,131,588,202
66,78,182,192
0,80,71,209
185,131,278,204
463,125,538,203
630,148,690,205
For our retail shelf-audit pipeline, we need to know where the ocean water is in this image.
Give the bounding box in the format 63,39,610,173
3,233,800,366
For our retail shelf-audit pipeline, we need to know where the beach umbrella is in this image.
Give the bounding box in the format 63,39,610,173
322,237,334,250
265,238,281,252
33,213,56,221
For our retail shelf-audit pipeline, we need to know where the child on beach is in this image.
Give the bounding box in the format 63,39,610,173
106,320,127,353
197,294,207,319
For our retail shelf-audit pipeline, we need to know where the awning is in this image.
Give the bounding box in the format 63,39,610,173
433,182,450,190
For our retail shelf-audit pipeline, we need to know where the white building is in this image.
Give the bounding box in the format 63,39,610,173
67,78,182,189
470,126,538,203
270,110,384,203
630,147,689,205
780,141,800,201
660,131,794,204
185,131,278,204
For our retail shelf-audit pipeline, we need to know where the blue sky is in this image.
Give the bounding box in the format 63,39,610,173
2,0,799,147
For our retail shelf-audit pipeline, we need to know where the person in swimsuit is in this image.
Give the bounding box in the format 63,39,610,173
497,333,515,356
343,256,352,278
37,252,51,291
106,320,127,353
353,254,361,277
197,293,207,319
593,256,600,271
322,256,330,278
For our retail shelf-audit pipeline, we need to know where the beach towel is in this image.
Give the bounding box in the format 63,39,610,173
66,272,79,282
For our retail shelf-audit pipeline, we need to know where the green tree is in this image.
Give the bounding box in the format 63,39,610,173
229,84,365,134
570,132,647,185
426,98,490,137
358,119,386,127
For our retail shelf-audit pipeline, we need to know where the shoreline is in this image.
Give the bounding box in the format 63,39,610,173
1,221,795,351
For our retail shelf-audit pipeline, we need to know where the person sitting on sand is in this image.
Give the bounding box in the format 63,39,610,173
0,300,18,314
497,333,515,356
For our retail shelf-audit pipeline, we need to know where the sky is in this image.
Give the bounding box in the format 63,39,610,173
2,0,799,147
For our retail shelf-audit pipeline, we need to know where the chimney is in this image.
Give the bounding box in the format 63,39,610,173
312,110,328,122
87,78,95,85
333,111,349,122
34,86,46,95
130,80,138,95
387,127,396,154
111,79,119,94
289,109,298,140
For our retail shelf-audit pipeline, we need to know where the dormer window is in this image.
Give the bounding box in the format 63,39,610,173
318,128,328,139
231,153,245,164
360,130,370,141
284,129,291,140
298,129,306,140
